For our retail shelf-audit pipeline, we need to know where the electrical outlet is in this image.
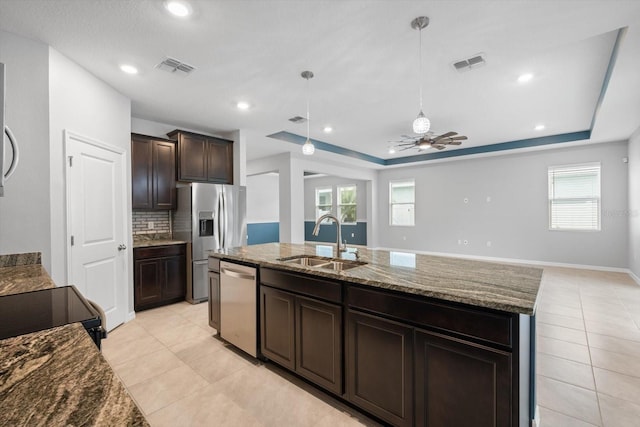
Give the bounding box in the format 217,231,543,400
351,233,355,238
148,221,154,229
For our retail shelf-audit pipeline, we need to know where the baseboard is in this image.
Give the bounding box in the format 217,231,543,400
372,246,630,273
531,405,540,427
126,311,136,322
629,270,640,286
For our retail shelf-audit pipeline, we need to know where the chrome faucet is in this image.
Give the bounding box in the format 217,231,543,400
312,213,347,256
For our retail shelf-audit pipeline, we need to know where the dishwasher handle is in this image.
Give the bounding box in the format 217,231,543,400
220,267,255,281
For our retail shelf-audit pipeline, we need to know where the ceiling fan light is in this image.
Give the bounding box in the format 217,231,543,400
302,139,315,155
413,111,431,134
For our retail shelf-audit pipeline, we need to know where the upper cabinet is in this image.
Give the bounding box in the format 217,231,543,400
131,133,176,210
167,129,233,184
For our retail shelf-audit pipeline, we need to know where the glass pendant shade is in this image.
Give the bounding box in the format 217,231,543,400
302,139,315,155
413,110,431,134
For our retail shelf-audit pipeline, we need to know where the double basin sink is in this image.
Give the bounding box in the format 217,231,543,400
278,255,366,272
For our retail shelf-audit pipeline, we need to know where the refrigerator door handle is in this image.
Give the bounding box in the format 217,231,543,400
217,192,223,248
222,192,227,248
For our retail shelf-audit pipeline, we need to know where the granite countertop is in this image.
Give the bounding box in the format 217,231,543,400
0,264,56,296
210,243,543,315
0,323,148,426
133,234,187,248
0,252,148,426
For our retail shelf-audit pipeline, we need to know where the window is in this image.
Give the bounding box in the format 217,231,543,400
548,163,601,231
338,185,357,224
390,180,415,226
315,187,332,222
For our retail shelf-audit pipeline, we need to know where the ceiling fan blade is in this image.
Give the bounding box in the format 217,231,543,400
399,145,415,151
433,131,457,142
432,144,446,150
450,136,468,141
446,141,462,145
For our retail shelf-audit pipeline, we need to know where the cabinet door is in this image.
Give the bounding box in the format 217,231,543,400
295,296,343,395
347,310,413,427
415,329,512,427
163,255,186,301
209,272,220,330
134,259,163,309
178,133,207,181
153,141,176,209
260,286,295,370
206,138,233,184
131,136,153,209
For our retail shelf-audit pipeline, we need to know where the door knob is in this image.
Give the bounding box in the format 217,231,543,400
118,244,127,251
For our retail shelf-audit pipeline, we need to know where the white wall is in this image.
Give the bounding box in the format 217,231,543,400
629,128,640,279
304,176,368,222
246,173,279,223
0,31,51,270
377,142,629,269
48,49,131,290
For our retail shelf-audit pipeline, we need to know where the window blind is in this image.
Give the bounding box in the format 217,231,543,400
548,163,601,231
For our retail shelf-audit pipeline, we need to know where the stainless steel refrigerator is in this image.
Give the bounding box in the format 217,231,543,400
174,183,247,303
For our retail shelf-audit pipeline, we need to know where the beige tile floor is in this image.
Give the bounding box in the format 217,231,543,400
102,267,640,427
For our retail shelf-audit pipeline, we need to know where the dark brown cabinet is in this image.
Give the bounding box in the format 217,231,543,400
296,295,342,395
260,286,296,370
208,271,221,331
346,310,413,427
167,129,233,184
414,329,512,427
259,268,343,395
131,134,176,210
134,244,186,311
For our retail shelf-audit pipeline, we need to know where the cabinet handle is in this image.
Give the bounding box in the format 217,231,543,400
220,267,255,281
118,244,127,251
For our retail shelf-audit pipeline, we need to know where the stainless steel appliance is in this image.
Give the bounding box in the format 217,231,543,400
174,183,246,303
219,260,257,357
1,62,20,197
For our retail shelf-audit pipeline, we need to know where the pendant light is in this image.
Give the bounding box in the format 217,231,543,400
411,16,430,135
301,70,315,155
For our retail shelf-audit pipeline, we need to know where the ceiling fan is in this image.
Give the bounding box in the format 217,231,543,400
390,131,468,152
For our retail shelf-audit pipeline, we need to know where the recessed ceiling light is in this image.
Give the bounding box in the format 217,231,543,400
388,147,396,154
323,126,333,133
164,1,192,17
236,101,250,110
517,73,534,83
535,124,545,131
120,64,138,75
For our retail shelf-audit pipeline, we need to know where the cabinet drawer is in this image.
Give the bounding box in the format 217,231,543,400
347,286,513,348
261,268,342,304
134,244,186,259
208,257,220,272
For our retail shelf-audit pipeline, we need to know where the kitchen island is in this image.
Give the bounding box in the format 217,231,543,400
210,243,543,427
0,253,148,427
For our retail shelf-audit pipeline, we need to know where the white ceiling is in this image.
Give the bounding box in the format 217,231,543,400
1,0,639,168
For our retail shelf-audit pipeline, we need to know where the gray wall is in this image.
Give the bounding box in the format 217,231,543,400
0,31,51,270
48,48,132,285
304,176,368,222
629,129,640,278
377,142,629,269
247,173,279,223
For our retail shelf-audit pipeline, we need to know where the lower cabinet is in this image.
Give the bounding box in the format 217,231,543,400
208,271,220,330
260,285,342,395
346,310,413,427
414,329,512,427
134,244,186,311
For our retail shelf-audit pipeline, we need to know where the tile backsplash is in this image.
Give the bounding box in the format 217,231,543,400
132,211,171,235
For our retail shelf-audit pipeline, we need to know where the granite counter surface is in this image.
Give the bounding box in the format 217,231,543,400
0,264,56,296
210,243,543,315
133,235,187,248
0,323,148,427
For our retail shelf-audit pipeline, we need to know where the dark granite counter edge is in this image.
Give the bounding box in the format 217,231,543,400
210,252,537,315
132,240,187,249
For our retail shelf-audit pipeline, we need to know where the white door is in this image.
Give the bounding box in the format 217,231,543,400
66,131,128,331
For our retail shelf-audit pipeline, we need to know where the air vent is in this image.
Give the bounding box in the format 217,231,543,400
288,116,307,124
156,57,196,76
452,53,486,72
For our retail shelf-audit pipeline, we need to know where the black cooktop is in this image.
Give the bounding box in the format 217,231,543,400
0,285,101,341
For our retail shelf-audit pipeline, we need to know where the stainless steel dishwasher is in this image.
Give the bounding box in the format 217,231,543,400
219,261,258,357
